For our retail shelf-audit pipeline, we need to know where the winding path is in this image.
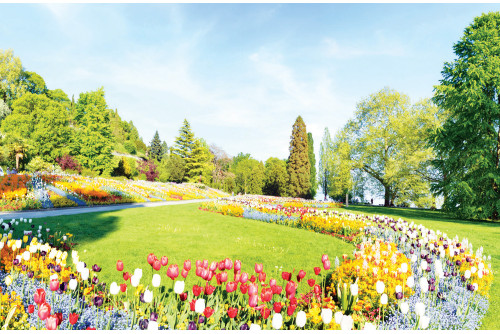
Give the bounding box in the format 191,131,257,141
0,198,218,220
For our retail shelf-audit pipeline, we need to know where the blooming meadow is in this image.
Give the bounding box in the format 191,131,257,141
0,195,493,330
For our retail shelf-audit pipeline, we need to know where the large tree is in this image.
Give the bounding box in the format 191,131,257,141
263,157,288,197
232,154,265,195
185,138,214,183
329,128,354,206
149,130,163,161
431,12,500,219
307,132,317,199
0,49,26,105
318,127,333,200
287,116,311,198
172,119,195,160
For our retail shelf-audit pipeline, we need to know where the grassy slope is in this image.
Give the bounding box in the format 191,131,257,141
32,203,353,294
338,205,500,330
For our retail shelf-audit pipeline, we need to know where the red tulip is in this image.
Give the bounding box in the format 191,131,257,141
69,313,79,325
287,304,297,316
248,283,258,296
202,259,209,269
54,312,63,326
218,261,225,271
216,273,223,285
181,269,189,278
323,260,331,270
322,254,329,263
49,279,59,292
209,261,217,271
195,266,203,277
234,273,241,282
234,260,242,271
184,260,191,271
201,269,210,280
190,299,196,311
314,267,321,275
240,283,249,294
28,305,35,313
220,271,228,283
166,264,179,280
195,260,202,268
147,253,156,266
273,302,282,313
46,314,58,330
249,294,258,307
261,287,272,302
203,307,214,318
227,307,238,319
123,272,131,281
240,272,249,284
271,285,282,295
290,297,298,306
250,275,256,283
208,271,215,281
308,279,316,287
86,327,96,330
34,288,46,305
224,258,233,270
285,281,297,296
204,284,215,295
180,292,188,301
161,256,169,266
269,278,277,287
116,260,124,271
258,272,266,283
153,260,161,271
282,272,291,281
261,307,271,319
120,283,127,292
254,263,263,274
298,270,306,280
226,281,238,293
314,284,321,295
193,285,203,297
342,254,348,260
38,302,51,321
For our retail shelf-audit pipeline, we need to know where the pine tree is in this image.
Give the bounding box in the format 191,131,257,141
185,138,213,183
287,116,311,198
307,132,317,199
172,119,195,160
149,130,162,161
318,128,333,200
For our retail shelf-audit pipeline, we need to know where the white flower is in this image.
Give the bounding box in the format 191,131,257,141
249,324,261,331
5,276,12,286
174,280,185,294
134,268,143,280
272,313,283,329
400,263,408,273
110,282,119,295
340,315,353,330
143,289,153,303
395,285,402,293
195,299,205,314
321,308,333,325
69,279,78,291
152,274,161,288
50,274,58,281
420,260,428,271
478,271,483,279
419,277,428,293
22,251,30,261
470,266,477,274
148,321,158,330
419,315,430,329
411,254,417,262
464,270,471,279
415,302,425,317
407,276,415,288
363,322,377,330
376,281,385,294
131,275,140,287
473,283,478,291
334,311,343,324
478,262,485,271
400,302,409,315
81,268,89,281
380,293,388,305
76,261,85,273
350,282,358,296
296,311,307,328
0,242,4,250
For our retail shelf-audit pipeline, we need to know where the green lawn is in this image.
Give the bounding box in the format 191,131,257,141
31,203,353,294
339,204,500,330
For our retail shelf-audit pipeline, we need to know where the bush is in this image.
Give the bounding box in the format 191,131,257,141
56,155,82,173
124,141,136,155
26,156,52,172
112,157,132,179
138,159,159,182
81,168,99,178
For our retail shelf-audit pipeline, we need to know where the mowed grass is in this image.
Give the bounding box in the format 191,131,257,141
339,205,500,330
31,203,353,294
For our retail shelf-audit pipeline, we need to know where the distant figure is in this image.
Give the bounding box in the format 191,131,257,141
371,198,373,205
232,191,234,197
6,167,10,175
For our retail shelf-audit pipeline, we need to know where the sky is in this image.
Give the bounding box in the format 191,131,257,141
1,3,500,167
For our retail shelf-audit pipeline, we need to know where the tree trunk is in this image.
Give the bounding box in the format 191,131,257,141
345,192,349,207
384,185,391,207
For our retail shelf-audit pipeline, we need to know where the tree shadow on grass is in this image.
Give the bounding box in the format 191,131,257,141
344,205,500,228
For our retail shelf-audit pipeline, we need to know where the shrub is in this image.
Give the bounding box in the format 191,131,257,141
138,159,159,182
26,157,51,172
56,155,82,173
124,141,136,155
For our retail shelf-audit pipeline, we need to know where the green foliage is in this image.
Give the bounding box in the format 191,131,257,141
26,156,51,172
185,138,213,184
1,93,71,163
21,71,47,95
329,128,354,205
81,168,100,178
112,157,132,179
166,154,186,183
0,100,11,126
172,119,195,160
71,88,114,175
287,116,311,198
123,141,136,155
149,130,163,161
47,89,70,104
210,145,233,192
318,128,333,200
109,109,146,156
263,157,288,197
431,12,500,219
231,154,265,194
0,49,25,106
307,132,317,199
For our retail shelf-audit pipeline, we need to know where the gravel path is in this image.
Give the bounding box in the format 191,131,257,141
0,198,217,220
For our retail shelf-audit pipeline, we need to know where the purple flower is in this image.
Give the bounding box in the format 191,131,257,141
198,316,205,324
92,264,101,272
54,265,61,273
13,259,20,266
240,324,249,330
188,321,197,330
92,276,99,284
150,312,158,322
93,296,103,307
139,319,149,330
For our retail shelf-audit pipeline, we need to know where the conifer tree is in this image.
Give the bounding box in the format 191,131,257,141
307,132,317,199
287,116,311,198
185,138,213,183
149,130,162,161
172,119,195,160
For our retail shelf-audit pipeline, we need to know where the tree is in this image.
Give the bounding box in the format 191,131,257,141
263,157,288,197
172,119,195,160
318,128,333,200
329,128,354,206
166,154,186,183
431,12,500,219
210,144,232,189
287,116,311,198
307,132,317,199
0,49,26,106
185,138,213,184
345,88,441,207
0,100,11,126
232,155,265,194
21,71,47,95
149,130,163,161
71,88,114,174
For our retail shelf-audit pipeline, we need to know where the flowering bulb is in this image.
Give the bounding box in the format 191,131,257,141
400,302,409,314
321,308,333,325
380,293,388,305
296,311,307,328
340,315,354,330
110,282,119,295
334,311,343,324
272,313,283,330
174,280,185,294
414,302,425,317
376,281,385,294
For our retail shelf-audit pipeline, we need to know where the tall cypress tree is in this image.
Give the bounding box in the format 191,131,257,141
149,130,163,161
287,116,311,198
307,132,317,199
172,119,195,160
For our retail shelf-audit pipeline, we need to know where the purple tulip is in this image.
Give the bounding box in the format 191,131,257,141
92,264,101,272
27,271,34,279
54,265,61,273
150,312,158,322
188,321,197,330
92,276,99,284
240,324,249,330
139,319,149,330
93,296,103,307
198,316,205,324
13,259,20,266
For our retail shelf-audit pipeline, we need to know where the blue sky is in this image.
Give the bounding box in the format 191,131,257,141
1,3,499,164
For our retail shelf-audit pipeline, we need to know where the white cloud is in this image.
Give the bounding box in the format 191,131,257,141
323,32,407,59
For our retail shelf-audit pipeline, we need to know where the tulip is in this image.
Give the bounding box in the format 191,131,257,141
285,281,297,296
148,321,159,330
68,313,79,325
258,272,266,283
123,272,131,281
298,270,306,280
419,315,430,329
296,310,307,328
226,281,238,293
350,282,358,296
334,311,343,324
240,272,249,283
153,260,161,271
195,299,206,314
110,282,120,295
93,296,104,307
380,293,388,305
255,263,263,273
272,313,283,329
234,273,241,282
407,276,415,288
46,314,58,330
147,253,156,265
400,302,409,314
161,256,168,266
54,312,63,326
4,275,12,286
167,264,179,280
34,288,46,305
400,262,408,273
261,287,273,302
234,259,242,271
143,289,153,303
27,304,35,313
322,254,329,263
249,294,258,307
240,283,249,294
131,275,140,287
314,267,321,275
38,302,51,320
273,302,282,313
174,281,185,294
321,308,333,324
193,285,203,297
419,277,428,293
363,323,377,330
282,272,291,281
152,274,161,288
184,260,191,271
249,324,261,331
221,271,228,283
116,260,124,271
227,307,238,319
134,268,143,280
120,284,127,292
218,261,225,271
340,315,353,330
248,284,258,295
81,268,90,281
209,261,217,271
464,270,471,279
307,279,315,287
204,284,215,295
180,292,188,301
395,285,402,293
376,280,385,294
415,302,425,317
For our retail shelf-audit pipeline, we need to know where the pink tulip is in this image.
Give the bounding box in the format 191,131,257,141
218,261,225,271
240,272,249,284
269,278,277,287
46,314,58,330
224,258,233,270
255,263,263,274
208,271,215,281
147,253,156,266
184,260,191,271
209,261,217,271
181,269,189,278
220,271,228,283
234,273,241,282
323,260,331,270
201,269,210,280
166,264,179,280
226,281,238,293
49,279,59,292
203,260,209,269
196,267,203,277
248,283,258,296
38,303,51,321
153,260,161,271
161,256,168,266
196,260,202,268
249,294,258,307
234,260,242,271
322,254,329,263
258,272,266,283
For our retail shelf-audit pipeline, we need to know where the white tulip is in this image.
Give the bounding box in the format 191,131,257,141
174,280,185,294
334,311,343,324
400,263,408,273
380,293,388,305
195,299,206,314
414,302,425,317
152,274,161,288
296,311,307,328
464,270,471,279
411,254,417,263
470,266,477,274
15,240,21,249
420,261,428,271
50,274,58,281
478,271,483,279
363,322,377,330
134,268,143,280
407,276,415,288
419,277,428,293
110,282,119,295
143,289,153,303
148,321,158,330
395,285,402,293
272,313,283,330
340,315,354,330
249,324,261,331
321,308,333,325
76,261,85,273
350,283,358,296
478,262,485,271
81,268,89,281
400,302,409,314
22,251,30,261
376,281,385,294
473,283,478,291
69,279,78,291
419,315,430,329
131,275,140,287
0,242,4,250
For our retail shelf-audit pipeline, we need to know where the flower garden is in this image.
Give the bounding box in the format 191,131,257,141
0,194,493,330
0,173,229,211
